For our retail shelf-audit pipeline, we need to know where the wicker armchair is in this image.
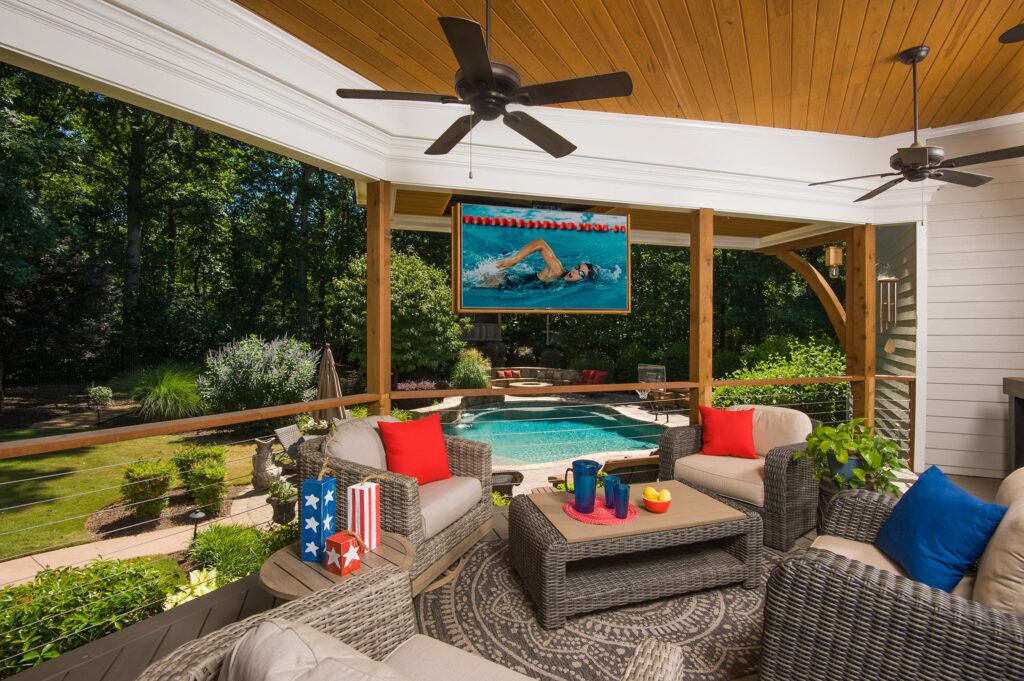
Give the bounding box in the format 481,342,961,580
761,490,1024,681
657,419,817,550
296,432,493,594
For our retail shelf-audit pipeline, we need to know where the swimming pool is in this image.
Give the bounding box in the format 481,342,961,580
442,400,664,465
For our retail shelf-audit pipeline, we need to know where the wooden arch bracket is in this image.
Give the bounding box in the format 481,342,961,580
774,250,847,350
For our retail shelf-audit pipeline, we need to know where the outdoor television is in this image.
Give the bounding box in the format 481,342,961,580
452,203,631,314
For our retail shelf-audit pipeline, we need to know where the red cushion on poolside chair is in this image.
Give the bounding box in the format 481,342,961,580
380,413,451,485
595,370,608,383
498,370,511,378
698,406,757,459
582,369,594,384
511,370,521,378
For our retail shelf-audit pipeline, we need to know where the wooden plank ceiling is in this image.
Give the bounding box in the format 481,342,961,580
392,189,807,237
236,0,1024,137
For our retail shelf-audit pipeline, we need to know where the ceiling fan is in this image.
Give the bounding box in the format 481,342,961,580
809,45,1024,202
335,3,632,158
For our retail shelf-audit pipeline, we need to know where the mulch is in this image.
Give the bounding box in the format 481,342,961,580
86,485,249,540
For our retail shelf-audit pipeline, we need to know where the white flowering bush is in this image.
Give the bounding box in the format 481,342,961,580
163,568,218,610
197,336,318,413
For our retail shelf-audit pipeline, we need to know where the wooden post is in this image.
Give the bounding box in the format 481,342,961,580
689,208,714,421
846,224,876,426
366,181,392,415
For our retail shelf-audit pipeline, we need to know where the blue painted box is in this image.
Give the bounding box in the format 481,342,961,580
300,477,337,563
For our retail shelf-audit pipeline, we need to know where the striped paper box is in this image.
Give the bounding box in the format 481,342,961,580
347,481,380,551
300,477,336,563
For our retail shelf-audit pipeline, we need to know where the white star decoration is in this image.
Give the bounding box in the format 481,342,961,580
303,540,318,556
325,547,341,568
304,493,319,510
323,514,333,531
342,545,361,568
304,516,319,532
324,489,334,504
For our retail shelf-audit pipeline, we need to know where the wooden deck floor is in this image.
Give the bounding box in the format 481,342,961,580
11,508,511,681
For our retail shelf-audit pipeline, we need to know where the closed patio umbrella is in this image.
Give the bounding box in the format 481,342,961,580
315,344,347,423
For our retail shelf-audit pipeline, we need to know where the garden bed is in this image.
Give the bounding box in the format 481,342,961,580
84,484,247,540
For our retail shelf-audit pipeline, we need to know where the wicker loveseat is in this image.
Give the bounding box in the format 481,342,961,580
296,416,493,595
761,489,1024,680
658,405,817,550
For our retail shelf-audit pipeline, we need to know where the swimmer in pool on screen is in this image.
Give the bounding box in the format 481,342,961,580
478,238,599,289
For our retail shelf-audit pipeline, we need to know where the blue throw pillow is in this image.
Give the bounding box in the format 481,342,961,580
876,466,1007,591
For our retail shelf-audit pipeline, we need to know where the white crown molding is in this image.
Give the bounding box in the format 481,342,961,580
0,0,1011,227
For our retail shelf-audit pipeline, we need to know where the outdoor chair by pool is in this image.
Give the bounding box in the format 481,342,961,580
761,486,1024,680
296,415,493,595
136,565,682,681
658,405,816,550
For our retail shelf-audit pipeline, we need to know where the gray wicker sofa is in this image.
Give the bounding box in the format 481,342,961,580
296,417,493,595
658,405,817,550
761,489,1024,681
490,366,580,386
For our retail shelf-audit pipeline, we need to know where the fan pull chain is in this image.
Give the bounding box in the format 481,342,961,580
469,113,474,179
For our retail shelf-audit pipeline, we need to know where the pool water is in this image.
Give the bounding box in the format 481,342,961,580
443,401,664,465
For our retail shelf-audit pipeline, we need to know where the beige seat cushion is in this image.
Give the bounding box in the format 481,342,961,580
725,405,812,455
974,499,1024,615
323,416,398,470
418,476,482,539
219,619,408,681
674,455,765,507
385,634,533,681
812,535,975,599
995,467,1024,508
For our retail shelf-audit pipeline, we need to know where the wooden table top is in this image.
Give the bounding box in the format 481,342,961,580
259,532,415,600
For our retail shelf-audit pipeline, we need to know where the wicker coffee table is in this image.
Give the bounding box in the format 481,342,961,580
509,480,762,628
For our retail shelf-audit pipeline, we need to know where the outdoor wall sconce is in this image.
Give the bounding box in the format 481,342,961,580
824,245,844,278
878,271,900,332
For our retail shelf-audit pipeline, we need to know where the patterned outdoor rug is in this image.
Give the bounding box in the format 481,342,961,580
414,540,783,681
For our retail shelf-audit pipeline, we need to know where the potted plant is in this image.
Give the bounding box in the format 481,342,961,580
267,480,298,524
794,418,907,496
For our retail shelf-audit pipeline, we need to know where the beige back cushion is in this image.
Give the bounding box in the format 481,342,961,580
323,416,398,471
726,405,813,456
974,470,1024,615
219,619,409,681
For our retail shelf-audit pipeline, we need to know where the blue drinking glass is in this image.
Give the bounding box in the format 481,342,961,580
565,459,600,513
613,482,631,519
603,475,620,508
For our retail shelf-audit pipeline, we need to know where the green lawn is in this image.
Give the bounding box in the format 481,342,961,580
0,429,255,561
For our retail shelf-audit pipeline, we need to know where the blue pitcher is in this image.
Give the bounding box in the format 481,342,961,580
565,459,600,513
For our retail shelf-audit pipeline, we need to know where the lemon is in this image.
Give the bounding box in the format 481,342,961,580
658,489,672,502
643,486,659,500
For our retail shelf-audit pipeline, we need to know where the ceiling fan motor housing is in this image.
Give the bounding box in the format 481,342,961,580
889,146,945,172
455,62,521,120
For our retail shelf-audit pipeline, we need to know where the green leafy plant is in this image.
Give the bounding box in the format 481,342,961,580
188,460,227,514
0,557,182,677
122,460,176,520
450,348,491,389
346,406,415,421
794,419,906,496
189,522,298,586
171,445,226,479
268,480,296,501
491,491,511,507
132,364,203,421
196,336,318,413
87,385,112,408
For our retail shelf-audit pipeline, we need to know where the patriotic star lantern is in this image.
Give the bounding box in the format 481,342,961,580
300,476,336,564
347,475,383,551
323,530,365,576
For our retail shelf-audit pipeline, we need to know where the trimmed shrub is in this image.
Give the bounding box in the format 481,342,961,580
450,349,491,389
197,336,319,413
188,460,228,515
189,522,298,586
0,557,182,677
171,445,226,480
132,364,202,421
122,460,175,520
87,385,113,408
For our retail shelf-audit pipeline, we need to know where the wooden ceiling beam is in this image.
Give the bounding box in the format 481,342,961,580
775,250,846,350
756,228,853,253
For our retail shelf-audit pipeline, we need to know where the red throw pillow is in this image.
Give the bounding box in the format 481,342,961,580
499,370,511,378
582,369,594,383
595,370,607,383
379,413,452,485
698,406,757,459
511,370,522,378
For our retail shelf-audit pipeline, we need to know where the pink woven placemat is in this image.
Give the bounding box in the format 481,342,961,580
562,501,638,525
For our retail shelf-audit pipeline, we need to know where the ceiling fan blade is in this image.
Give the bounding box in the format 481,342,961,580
940,145,1024,168
931,169,993,187
898,147,930,166
514,72,633,106
438,17,494,88
855,178,905,202
999,24,1024,43
424,115,480,155
808,172,900,187
503,111,576,158
336,88,460,104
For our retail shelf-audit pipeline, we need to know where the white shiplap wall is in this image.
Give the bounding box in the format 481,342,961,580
925,120,1024,477
875,224,916,454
